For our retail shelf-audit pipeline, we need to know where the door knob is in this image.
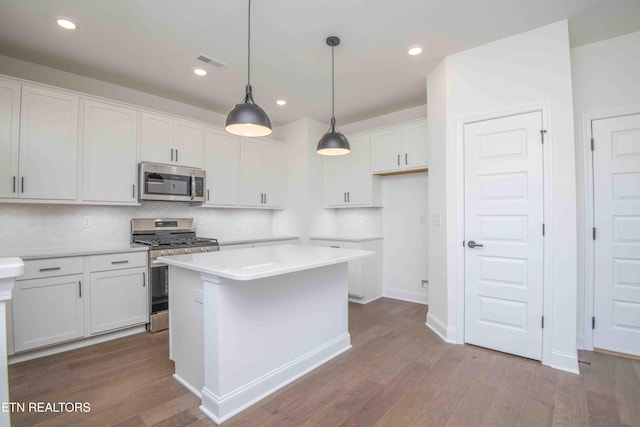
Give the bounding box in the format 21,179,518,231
467,240,484,248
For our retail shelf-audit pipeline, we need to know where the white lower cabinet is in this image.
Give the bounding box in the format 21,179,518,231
90,268,147,334
13,272,85,352
11,250,148,354
219,238,299,251
310,238,383,304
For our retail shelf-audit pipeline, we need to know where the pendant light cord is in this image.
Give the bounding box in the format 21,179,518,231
331,44,335,129
247,0,251,87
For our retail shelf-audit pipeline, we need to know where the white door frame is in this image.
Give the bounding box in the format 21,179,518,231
581,105,640,351
455,103,554,367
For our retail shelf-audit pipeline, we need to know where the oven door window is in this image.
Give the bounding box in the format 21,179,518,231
144,172,190,197
150,264,169,313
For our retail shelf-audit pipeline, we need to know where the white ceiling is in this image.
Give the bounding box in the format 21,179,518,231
0,0,639,127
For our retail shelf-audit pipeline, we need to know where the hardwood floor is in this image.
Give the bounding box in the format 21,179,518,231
8,298,640,426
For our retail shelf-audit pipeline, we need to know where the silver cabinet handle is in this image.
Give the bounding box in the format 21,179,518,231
111,260,129,265
39,267,61,272
344,192,347,203
12,176,16,193
21,177,24,193
347,192,350,202
405,153,408,165
171,148,174,161
467,240,484,248
397,154,400,166
175,149,179,162
207,189,210,201
264,193,267,204
143,272,146,287
78,281,82,298
330,245,340,248
132,184,135,198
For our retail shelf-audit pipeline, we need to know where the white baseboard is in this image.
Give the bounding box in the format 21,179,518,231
383,288,427,305
173,373,201,399
426,313,457,344
8,325,147,364
549,349,580,375
200,333,352,424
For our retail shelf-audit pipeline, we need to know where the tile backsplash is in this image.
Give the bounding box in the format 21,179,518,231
0,202,273,251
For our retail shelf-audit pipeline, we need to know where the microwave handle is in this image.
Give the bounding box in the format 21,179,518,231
191,173,196,200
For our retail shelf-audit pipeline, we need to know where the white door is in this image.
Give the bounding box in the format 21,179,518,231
593,113,640,356
345,135,371,205
0,80,20,199
174,119,202,168
140,112,172,164
240,138,263,206
204,128,240,206
464,111,544,360
262,142,283,207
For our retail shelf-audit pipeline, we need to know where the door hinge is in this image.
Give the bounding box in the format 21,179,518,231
540,129,547,144
592,227,597,240
590,138,595,151
592,316,596,329
541,316,544,328
542,223,545,236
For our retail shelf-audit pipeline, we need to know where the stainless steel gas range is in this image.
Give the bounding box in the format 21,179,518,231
131,218,219,332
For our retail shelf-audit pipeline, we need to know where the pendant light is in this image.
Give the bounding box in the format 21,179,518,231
317,36,350,156
225,0,272,137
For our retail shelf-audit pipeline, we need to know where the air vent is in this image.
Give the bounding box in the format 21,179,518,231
194,53,227,69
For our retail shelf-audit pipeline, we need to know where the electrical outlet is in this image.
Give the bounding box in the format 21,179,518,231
419,215,425,224
194,288,203,304
421,280,429,288
198,216,205,225
82,216,92,228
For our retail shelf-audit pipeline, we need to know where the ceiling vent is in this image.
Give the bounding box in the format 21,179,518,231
194,53,227,69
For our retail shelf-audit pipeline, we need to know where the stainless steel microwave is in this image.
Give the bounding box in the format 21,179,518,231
139,162,205,202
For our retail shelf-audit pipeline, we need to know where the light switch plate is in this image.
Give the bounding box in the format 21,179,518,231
431,213,441,227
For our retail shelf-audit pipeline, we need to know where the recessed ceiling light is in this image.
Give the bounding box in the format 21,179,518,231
193,68,207,76
276,100,287,106
407,46,423,56
56,18,77,30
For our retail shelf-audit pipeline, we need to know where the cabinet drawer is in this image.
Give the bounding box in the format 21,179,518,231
89,252,147,272
20,257,84,280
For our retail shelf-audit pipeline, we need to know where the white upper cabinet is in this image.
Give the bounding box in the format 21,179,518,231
0,80,20,199
19,86,79,200
82,100,138,204
240,138,283,208
203,127,240,206
141,112,202,168
370,120,427,174
325,134,381,207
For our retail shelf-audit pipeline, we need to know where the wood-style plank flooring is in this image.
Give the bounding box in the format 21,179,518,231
8,298,640,426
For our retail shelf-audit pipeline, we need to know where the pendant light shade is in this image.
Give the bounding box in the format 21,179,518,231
317,36,350,156
225,0,272,137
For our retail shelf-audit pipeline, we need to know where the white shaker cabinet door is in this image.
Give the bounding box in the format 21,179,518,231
0,80,20,199
240,138,264,207
173,119,202,168
345,135,372,205
90,268,148,334
204,128,240,206
12,274,85,352
262,142,283,208
82,100,138,203
140,112,173,164
404,121,428,169
370,126,403,173
19,86,79,200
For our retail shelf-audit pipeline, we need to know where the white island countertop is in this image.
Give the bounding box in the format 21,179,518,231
158,244,373,281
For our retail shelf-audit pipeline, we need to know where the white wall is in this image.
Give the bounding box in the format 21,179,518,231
382,173,428,304
427,21,579,373
570,31,640,349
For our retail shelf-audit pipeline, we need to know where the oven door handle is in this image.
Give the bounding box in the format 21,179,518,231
151,260,168,267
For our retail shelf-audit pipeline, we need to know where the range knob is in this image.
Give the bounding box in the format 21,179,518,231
206,247,212,252
168,249,174,255
185,248,191,254
200,247,206,252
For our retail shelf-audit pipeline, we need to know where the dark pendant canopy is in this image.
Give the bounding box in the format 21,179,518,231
225,0,272,137
317,36,350,156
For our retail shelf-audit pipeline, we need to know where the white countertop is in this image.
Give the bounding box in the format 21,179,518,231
309,235,383,243
217,236,299,246
0,244,148,260
159,244,373,281
0,257,24,279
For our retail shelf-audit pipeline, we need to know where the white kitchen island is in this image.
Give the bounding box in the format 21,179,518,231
158,244,373,424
